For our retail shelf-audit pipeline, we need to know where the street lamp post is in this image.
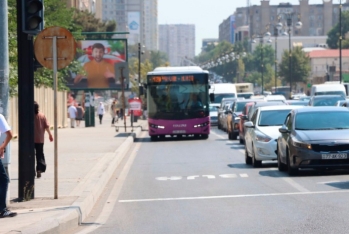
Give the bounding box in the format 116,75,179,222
340,0,343,83
260,37,264,94
138,43,144,95
274,26,279,93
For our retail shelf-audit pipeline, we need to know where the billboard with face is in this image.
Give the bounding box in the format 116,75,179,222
66,39,128,90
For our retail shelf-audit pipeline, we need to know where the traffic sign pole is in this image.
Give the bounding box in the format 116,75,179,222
53,36,58,199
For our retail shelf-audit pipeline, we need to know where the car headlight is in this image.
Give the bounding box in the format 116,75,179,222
194,122,209,128
150,124,165,129
255,131,272,142
292,138,312,150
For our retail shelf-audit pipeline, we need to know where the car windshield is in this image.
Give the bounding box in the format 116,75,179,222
295,111,349,130
313,96,345,106
237,93,253,99
209,106,218,112
234,102,247,112
315,91,345,96
214,94,236,104
258,110,292,126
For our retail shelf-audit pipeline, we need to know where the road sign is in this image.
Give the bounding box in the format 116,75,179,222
34,26,76,70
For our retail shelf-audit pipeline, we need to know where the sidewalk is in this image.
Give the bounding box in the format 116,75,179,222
0,115,148,234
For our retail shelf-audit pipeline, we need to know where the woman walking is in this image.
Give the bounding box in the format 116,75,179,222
76,103,85,127
97,102,105,124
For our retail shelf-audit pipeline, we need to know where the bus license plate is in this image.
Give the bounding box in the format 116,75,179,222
173,130,186,134
321,153,347,159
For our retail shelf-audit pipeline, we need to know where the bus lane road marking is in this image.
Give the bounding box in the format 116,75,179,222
155,174,249,181
119,189,349,203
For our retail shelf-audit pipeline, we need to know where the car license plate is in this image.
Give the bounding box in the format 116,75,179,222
321,153,348,159
173,130,186,134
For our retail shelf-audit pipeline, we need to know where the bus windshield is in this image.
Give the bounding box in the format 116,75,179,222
147,74,209,120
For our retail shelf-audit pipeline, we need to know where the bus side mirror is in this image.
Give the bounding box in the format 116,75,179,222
210,93,215,102
139,86,144,96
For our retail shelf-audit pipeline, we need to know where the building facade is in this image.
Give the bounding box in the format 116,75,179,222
66,0,102,18
101,0,158,50
159,24,195,66
219,15,235,43
233,0,349,39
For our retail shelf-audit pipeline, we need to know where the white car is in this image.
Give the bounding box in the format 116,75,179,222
265,95,286,102
209,104,219,125
244,105,304,167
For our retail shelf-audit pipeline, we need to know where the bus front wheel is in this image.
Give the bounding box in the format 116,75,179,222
201,134,209,140
150,136,158,141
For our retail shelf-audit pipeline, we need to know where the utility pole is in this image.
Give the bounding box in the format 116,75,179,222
0,0,10,204
17,0,36,200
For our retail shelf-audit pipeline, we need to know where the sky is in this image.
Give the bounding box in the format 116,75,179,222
158,0,328,55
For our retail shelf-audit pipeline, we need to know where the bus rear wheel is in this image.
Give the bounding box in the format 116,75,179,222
201,134,208,140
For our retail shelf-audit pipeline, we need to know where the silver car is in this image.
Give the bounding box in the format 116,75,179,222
277,107,349,175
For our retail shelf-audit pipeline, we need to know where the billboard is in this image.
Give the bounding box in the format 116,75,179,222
65,39,127,90
128,12,140,45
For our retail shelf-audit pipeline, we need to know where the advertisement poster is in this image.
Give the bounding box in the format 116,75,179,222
66,39,127,90
128,98,142,117
127,12,140,45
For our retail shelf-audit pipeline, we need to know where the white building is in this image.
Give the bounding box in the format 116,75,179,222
159,24,195,66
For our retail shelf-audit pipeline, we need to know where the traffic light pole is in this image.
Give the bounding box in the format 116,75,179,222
17,0,35,200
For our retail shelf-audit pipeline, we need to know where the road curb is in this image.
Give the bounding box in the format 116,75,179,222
13,126,144,234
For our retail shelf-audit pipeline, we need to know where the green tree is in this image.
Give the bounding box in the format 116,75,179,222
149,50,168,68
278,47,310,86
245,64,274,90
327,11,349,49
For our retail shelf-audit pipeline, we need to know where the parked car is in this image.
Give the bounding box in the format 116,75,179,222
277,107,349,175
209,104,219,126
244,105,304,167
220,103,232,132
308,95,346,106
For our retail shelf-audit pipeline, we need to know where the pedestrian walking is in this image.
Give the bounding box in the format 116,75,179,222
97,102,105,124
120,108,124,120
34,101,53,178
0,114,16,218
68,103,77,128
76,103,85,127
110,101,117,126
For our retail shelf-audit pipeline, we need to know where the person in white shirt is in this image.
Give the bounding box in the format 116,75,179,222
68,104,77,128
0,114,16,218
97,102,105,124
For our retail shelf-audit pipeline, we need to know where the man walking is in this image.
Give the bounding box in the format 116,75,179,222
0,114,16,218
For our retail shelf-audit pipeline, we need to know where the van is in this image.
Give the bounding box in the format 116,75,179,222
311,84,346,97
209,83,237,104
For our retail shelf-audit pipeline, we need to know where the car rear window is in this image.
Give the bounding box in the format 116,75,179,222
295,111,349,130
258,110,292,126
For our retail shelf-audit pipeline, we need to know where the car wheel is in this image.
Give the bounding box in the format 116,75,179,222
287,148,298,176
252,145,262,168
277,146,286,171
239,137,244,144
150,136,157,141
228,132,233,140
201,134,208,140
245,144,252,165
232,132,238,140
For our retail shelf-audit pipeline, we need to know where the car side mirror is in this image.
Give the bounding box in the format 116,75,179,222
244,121,254,128
279,126,290,133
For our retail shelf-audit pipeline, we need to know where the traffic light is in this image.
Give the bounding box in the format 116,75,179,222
22,0,44,34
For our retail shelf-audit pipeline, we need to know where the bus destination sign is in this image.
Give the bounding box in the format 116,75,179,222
148,75,195,83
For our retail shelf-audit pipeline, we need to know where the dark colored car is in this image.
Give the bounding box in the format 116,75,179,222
308,95,346,106
228,99,262,140
217,98,237,130
277,107,349,175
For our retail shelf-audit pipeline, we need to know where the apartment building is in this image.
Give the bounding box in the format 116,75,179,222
232,0,349,39
159,24,195,66
66,0,102,18
101,0,158,50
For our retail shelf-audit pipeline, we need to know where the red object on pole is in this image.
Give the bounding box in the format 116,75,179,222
128,97,142,117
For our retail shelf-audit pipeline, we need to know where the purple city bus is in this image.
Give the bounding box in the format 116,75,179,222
147,67,212,141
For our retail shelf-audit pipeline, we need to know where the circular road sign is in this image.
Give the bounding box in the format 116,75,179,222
34,26,76,70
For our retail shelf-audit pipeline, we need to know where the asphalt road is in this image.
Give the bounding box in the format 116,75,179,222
73,127,349,234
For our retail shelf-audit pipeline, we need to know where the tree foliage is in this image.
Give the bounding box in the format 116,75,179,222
278,47,310,86
327,11,349,49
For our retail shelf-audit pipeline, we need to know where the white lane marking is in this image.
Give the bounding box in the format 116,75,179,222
317,181,341,184
220,174,237,178
119,189,349,203
156,176,182,181
76,132,144,234
211,130,226,139
240,173,249,178
282,176,310,192
187,175,200,180
202,175,216,179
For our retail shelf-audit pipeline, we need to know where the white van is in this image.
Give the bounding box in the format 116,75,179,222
210,83,237,104
310,84,346,97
